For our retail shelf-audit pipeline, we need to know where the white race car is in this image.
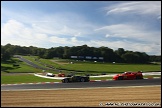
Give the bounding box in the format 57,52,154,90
46,73,55,77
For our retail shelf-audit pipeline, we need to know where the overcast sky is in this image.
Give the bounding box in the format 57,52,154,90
1,1,161,55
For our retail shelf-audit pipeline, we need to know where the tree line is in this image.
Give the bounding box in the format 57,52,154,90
1,43,161,63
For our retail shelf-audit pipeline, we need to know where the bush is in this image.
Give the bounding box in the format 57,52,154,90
13,64,19,67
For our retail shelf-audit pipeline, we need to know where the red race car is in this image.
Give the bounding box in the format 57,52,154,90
113,71,143,80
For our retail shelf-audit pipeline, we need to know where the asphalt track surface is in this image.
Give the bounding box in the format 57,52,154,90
13,55,57,71
13,55,72,73
1,78,161,91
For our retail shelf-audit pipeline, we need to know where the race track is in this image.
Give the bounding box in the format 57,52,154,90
1,78,161,91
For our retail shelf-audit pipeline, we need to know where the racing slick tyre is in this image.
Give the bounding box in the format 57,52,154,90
65,79,69,83
62,79,69,83
136,76,143,79
118,76,123,80
80,78,85,82
62,79,65,83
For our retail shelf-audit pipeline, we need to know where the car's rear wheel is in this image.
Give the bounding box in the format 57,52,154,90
118,76,123,80
80,78,85,82
62,79,65,83
136,76,143,79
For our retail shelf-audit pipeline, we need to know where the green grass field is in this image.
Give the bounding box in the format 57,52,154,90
1,56,161,84
1,73,61,84
23,56,161,73
59,63,161,72
1,58,42,73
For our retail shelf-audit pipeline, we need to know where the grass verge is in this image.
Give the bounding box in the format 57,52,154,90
1,74,61,84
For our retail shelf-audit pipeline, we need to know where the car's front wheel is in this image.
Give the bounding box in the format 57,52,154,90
80,78,85,82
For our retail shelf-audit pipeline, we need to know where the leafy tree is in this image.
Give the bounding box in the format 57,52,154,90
149,55,161,62
63,46,71,59
55,47,64,58
115,48,125,56
1,43,159,63
1,50,11,61
121,52,139,63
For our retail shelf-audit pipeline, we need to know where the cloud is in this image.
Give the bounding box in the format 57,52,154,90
2,19,24,37
104,1,161,16
94,23,161,43
1,19,90,48
105,34,110,38
1,6,96,37
49,36,68,44
87,40,161,55
1,5,101,47
1,19,49,47
93,23,161,55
